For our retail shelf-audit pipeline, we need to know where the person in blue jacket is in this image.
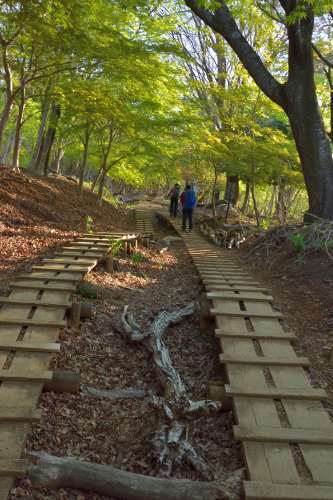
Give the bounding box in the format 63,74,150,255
181,184,196,232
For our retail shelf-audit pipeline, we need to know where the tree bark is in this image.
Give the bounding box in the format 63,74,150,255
0,129,15,165
41,103,61,176
241,181,250,213
28,82,51,172
79,124,91,194
251,183,260,227
0,93,14,151
224,175,239,205
11,86,25,171
28,452,231,500
97,167,107,206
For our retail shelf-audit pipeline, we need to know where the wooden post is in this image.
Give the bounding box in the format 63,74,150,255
80,302,94,319
44,370,81,394
126,241,132,255
105,254,114,273
71,300,81,329
208,380,233,411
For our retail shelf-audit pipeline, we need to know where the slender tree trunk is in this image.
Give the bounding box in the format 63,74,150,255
12,86,26,171
211,165,218,219
97,167,107,206
241,181,250,213
79,126,91,194
38,103,60,176
28,82,51,172
251,183,260,228
0,93,14,150
51,148,65,174
91,166,102,192
0,130,15,164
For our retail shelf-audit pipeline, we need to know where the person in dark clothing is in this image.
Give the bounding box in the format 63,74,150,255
168,183,180,217
181,184,196,232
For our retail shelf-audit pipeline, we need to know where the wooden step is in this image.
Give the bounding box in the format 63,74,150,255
0,407,41,422
0,318,66,327
215,329,296,341
42,258,97,265
234,425,333,444
204,280,260,286
12,282,76,292
0,459,29,476
32,265,90,273
211,309,283,319
245,481,333,500
225,384,327,400
208,292,273,302
17,274,77,283
54,252,104,258
0,340,60,353
220,354,310,367
0,369,53,382
206,285,269,293
0,297,71,308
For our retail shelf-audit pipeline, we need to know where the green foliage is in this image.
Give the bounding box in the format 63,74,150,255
290,233,306,253
109,239,123,256
131,252,148,264
85,216,94,234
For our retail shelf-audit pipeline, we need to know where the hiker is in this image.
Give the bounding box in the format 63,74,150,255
181,184,196,232
168,183,180,217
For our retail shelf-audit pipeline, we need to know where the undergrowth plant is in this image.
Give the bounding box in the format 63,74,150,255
131,252,147,264
109,239,123,256
85,215,94,234
290,232,306,253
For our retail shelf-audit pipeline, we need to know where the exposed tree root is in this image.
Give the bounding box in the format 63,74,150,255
121,303,222,480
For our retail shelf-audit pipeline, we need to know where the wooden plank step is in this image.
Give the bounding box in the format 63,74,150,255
208,292,273,302
0,340,60,353
0,459,29,476
234,425,333,444
54,252,104,258
220,354,310,367
215,329,296,340
42,258,97,265
0,369,53,382
245,481,333,500
204,280,260,286
226,384,327,400
0,297,71,308
12,282,76,292
18,274,78,283
32,265,90,273
206,285,269,292
0,318,66,327
211,309,283,319
0,407,41,422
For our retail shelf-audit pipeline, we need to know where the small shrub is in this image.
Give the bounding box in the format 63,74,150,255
131,252,147,264
109,239,123,256
85,215,94,234
290,232,306,253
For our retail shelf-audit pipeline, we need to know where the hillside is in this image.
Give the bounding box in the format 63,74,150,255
0,167,129,281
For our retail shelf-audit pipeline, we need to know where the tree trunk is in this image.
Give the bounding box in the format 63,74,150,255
211,166,218,219
224,175,239,205
28,82,51,172
285,16,333,220
251,183,260,227
0,93,14,151
0,130,15,165
97,167,107,206
12,86,26,171
39,103,60,176
275,182,287,225
28,452,230,500
79,126,91,194
241,181,250,213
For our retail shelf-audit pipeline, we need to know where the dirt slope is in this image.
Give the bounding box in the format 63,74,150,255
0,167,129,281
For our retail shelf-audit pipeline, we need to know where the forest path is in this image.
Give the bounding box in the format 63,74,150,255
0,231,138,500
139,206,333,500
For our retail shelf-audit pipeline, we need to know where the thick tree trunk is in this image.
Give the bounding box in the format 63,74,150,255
224,175,239,206
28,452,231,500
12,87,26,171
28,82,51,172
285,15,333,220
0,130,14,164
0,93,14,151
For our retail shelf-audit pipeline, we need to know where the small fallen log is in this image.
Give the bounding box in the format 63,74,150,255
28,452,233,500
82,385,146,400
44,370,80,394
